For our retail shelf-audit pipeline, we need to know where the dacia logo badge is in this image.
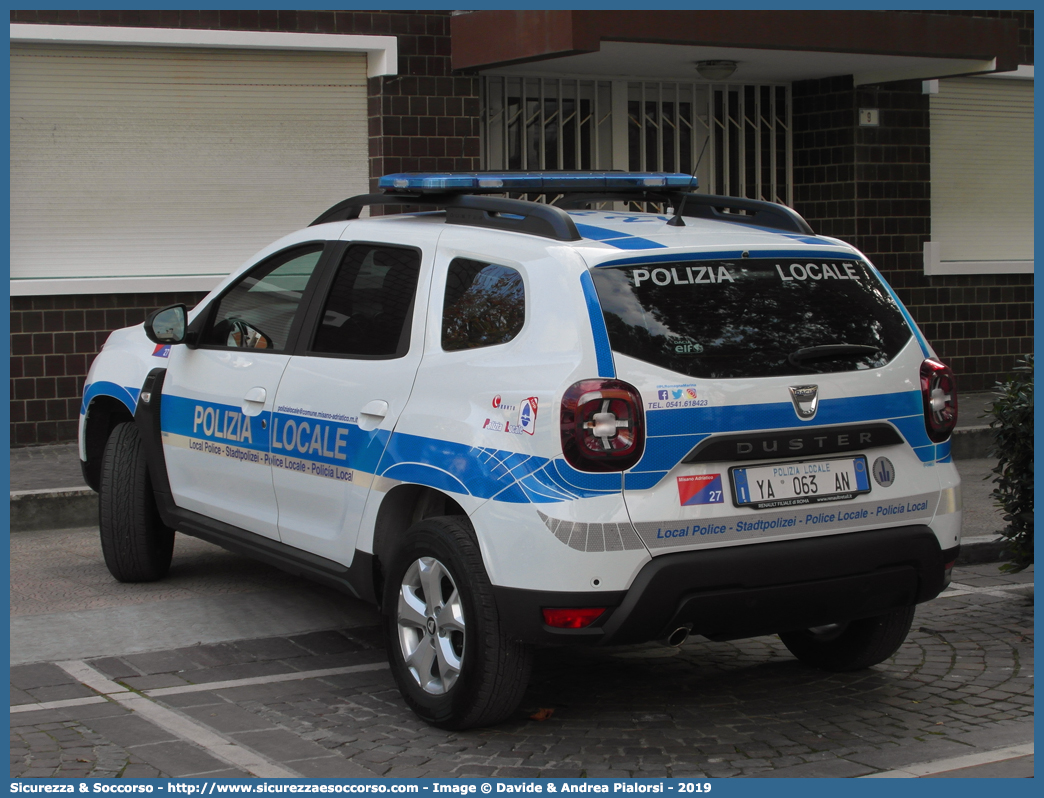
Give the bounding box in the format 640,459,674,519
789,385,819,420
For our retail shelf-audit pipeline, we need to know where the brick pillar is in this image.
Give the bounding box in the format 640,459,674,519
367,13,480,209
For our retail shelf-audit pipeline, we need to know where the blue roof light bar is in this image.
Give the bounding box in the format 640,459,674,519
378,171,698,194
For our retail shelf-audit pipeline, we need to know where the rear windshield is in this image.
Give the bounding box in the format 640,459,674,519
590,257,912,379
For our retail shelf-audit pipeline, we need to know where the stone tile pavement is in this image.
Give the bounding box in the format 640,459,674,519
10,563,1033,779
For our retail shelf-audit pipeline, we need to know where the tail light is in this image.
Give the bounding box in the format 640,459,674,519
920,359,958,442
542,607,606,629
561,379,645,472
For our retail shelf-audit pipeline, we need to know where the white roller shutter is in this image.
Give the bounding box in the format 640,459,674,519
11,43,369,292
928,77,1033,272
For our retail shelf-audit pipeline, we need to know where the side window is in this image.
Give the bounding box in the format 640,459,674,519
442,259,525,351
311,245,421,358
201,245,324,351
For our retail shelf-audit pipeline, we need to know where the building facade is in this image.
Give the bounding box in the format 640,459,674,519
9,9,1033,445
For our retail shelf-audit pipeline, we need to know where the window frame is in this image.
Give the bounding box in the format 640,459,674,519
296,240,425,361
190,242,331,354
440,256,528,353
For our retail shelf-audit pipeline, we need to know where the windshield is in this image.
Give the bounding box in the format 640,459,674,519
590,257,913,379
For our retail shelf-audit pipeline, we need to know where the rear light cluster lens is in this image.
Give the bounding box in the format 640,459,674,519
920,358,958,442
560,379,645,472
542,607,606,629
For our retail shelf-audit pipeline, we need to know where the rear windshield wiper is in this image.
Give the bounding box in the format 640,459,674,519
787,343,881,367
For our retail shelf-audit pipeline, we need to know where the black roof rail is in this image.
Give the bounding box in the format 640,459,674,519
310,192,581,242
673,193,815,235
555,191,814,235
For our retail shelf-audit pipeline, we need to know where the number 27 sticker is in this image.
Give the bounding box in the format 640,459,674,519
677,474,724,505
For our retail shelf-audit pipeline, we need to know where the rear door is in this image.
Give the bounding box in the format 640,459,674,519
271,229,435,564
587,253,943,553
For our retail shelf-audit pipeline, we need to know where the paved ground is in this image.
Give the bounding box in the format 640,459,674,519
10,534,1033,778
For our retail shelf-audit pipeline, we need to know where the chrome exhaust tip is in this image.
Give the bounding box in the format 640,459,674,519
661,626,690,647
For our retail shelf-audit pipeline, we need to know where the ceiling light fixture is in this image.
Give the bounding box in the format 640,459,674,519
695,60,738,81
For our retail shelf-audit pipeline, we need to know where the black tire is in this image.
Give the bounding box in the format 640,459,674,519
98,422,175,582
779,605,916,672
383,516,533,730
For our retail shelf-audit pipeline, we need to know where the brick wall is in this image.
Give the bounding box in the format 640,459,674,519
10,292,207,446
792,75,1034,393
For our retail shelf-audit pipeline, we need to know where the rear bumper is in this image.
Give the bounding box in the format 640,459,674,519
493,525,957,646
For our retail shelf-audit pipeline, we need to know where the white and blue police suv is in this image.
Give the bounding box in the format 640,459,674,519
79,172,961,729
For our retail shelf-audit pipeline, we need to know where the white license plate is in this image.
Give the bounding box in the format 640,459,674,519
731,456,870,509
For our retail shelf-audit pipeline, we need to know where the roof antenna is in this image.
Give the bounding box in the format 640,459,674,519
667,136,710,227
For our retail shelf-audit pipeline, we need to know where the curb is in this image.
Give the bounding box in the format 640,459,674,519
956,534,1011,566
950,425,992,459
11,488,98,532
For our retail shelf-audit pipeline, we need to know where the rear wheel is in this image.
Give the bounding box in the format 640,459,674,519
383,516,532,729
779,605,916,671
98,422,174,582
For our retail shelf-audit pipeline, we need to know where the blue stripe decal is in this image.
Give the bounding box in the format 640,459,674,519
81,381,140,416
574,223,625,241
153,390,945,506
779,235,838,246
579,270,616,378
157,394,620,505
574,223,666,251
595,248,857,268
629,433,710,474
607,237,667,251
643,391,923,439
632,390,938,491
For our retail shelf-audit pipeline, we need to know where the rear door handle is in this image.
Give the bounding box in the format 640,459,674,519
359,400,389,432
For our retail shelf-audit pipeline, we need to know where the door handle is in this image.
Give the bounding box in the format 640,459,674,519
242,386,267,416
359,400,389,432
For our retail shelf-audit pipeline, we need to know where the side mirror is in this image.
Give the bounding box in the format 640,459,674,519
145,305,188,345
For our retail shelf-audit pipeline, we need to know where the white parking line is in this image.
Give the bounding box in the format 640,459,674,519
144,660,389,697
860,743,1034,777
12,661,389,711
940,581,1033,599
11,695,109,714
54,660,298,779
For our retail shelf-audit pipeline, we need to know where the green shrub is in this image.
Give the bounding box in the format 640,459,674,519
987,354,1033,571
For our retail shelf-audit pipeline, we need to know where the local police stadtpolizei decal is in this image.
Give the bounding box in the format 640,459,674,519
152,344,171,358
873,456,896,487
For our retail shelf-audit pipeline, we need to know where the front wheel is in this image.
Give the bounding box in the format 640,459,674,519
779,605,916,672
383,516,532,729
98,422,175,582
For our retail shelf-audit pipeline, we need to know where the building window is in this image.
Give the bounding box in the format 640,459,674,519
482,76,791,205
925,76,1034,275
